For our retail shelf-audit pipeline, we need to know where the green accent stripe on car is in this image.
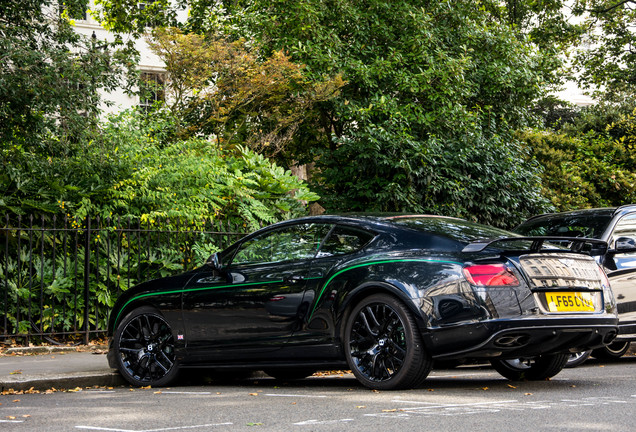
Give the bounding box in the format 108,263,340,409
113,259,459,332
113,279,284,332
308,258,461,319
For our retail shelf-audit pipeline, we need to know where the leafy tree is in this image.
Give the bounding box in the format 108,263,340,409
572,0,636,99
145,28,344,163
99,111,319,229
201,0,555,226
8,109,318,228
482,0,582,49
0,0,127,146
519,128,636,210
94,0,179,36
96,0,572,226
0,0,131,215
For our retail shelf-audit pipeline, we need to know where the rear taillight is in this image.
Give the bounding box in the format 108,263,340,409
597,263,610,289
463,264,520,286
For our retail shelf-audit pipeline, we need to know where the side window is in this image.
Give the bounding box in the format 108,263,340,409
610,213,636,270
318,226,374,258
231,223,332,266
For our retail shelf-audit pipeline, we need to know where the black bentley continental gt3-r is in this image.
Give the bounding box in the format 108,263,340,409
107,215,619,390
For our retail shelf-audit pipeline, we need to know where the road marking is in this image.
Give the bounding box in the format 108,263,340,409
0,420,25,423
294,419,354,426
156,391,212,395
373,396,636,418
430,372,497,378
265,394,327,398
392,399,518,408
75,422,233,431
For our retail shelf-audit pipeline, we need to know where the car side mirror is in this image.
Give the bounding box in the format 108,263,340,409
205,252,221,270
610,236,636,254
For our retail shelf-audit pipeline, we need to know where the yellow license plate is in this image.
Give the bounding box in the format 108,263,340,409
545,292,595,312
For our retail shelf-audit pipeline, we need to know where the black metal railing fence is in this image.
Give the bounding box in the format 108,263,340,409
0,215,247,344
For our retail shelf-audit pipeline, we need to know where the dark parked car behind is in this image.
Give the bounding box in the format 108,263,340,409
108,214,619,390
515,205,636,361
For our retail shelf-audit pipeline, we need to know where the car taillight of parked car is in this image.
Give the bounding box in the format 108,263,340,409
463,264,520,286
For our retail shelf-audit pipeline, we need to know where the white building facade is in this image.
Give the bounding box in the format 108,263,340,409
70,1,181,114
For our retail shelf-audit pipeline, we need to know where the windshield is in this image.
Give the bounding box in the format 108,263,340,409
514,213,613,239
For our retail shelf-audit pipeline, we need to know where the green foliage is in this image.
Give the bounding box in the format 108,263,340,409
0,0,127,149
97,110,319,230
146,28,345,165
572,0,636,99
94,0,180,36
208,0,553,226
482,0,583,51
0,0,138,219
519,128,636,211
316,124,551,228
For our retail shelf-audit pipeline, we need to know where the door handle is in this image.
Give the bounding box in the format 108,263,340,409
284,275,304,284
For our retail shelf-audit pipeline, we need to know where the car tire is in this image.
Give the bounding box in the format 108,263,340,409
490,354,569,381
264,368,317,381
565,350,593,368
344,293,432,390
113,306,179,387
592,341,631,360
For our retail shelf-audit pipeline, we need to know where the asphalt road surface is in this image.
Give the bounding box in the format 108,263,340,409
2,358,635,432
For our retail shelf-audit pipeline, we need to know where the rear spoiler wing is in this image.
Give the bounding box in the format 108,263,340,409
462,236,608,255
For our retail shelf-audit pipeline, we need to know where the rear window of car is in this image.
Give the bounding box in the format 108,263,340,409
514,214,613,239
317,226,375,257
388,216,514,243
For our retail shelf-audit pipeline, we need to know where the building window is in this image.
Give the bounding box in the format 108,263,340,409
139,72,166,112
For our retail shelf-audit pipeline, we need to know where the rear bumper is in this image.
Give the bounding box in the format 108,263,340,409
616,322,636,341
427,317,619,360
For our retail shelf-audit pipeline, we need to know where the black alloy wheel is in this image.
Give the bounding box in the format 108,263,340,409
565,350,593,368
344,294,432,390
114,306,179,387
490,354,569,381
592,341,631,360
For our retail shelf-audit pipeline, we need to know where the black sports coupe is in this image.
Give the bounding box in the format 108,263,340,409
107,214,619,390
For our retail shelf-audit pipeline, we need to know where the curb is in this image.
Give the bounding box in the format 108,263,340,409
1,345,108,356
0,371,126,392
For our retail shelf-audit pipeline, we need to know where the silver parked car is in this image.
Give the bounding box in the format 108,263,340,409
515,206,636,365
